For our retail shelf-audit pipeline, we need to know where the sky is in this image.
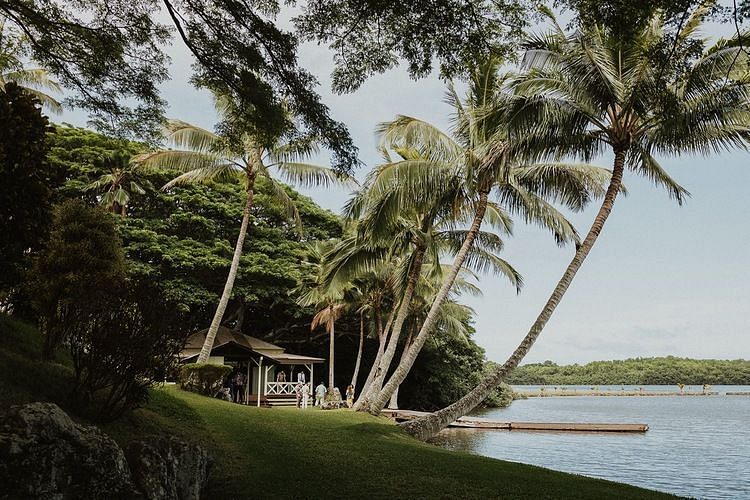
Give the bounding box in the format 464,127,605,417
58,8,750,365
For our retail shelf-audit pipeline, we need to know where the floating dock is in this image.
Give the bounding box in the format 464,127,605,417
382,409,648,433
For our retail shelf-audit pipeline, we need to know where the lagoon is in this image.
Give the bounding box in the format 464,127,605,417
432,386,750,499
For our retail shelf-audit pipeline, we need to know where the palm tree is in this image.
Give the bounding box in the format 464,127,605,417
0,18,62,113
360,58,613,415
85,152,148,216
388,268,480,409
347,263,398,392
137,101,356,364
349,151,525,412
403,8,750,440
296,241,351,391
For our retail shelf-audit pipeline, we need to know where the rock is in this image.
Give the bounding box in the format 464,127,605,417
126,435,211,500
0,402,139,500
320,387,346,409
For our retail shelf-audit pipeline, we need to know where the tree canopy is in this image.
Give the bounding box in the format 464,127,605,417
0,82,53,295
507,357,750,385
47,125,343,336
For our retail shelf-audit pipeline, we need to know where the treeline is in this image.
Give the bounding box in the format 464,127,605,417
1,109,507,414
506,357,750,385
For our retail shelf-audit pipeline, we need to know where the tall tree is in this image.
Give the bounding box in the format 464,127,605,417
342,147,523,410
403,8,750,440
0,82,52,298
296,241,350,391
359,58,612,415
137,101,355,364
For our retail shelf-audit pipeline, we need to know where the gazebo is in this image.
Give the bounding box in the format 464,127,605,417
179,326,324,406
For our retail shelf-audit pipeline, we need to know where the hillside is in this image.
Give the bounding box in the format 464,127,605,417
0,316,677,499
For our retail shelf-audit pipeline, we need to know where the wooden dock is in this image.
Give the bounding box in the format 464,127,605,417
382,409,648,433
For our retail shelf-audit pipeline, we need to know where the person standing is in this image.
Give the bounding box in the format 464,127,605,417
236,371,246,404
301,383,311,409
314,381,326,407
277,370,286,382
295,382,302,408
297,370,306,384
345,384,355,408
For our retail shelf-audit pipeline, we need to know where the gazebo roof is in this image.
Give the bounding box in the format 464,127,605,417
180,326,324,364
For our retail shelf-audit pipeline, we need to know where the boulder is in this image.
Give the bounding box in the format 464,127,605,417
321,387,346,410
0,402,139,499
126,435,211,500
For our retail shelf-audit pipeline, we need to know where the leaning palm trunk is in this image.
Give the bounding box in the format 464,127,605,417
354,310,392,407
402,152,627,440
350,311,365,389
366,191,491,414
387,330,414,409
196,181,255,363
356,245,426,410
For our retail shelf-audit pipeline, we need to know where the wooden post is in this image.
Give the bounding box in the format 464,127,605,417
257,356,263,407
245,362,250,405
264,365,272,396
310,363,314,392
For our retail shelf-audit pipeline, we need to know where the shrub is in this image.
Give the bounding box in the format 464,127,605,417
28,202,187,421
28,200,126,359
67,284,187,421
178,364,232,397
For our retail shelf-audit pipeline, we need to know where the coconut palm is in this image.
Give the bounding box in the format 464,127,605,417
85,152,148,216
360,57,614,415
347,152,526,411
136,101,356,364
388,268,480,409
296,240,352,391
347,263,398,393
0,18,62,113
403,8,750,440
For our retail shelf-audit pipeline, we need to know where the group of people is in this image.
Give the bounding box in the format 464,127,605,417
228,366,358,408
294,381,356,409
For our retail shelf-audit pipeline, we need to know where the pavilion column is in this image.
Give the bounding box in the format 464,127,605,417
245,362,250,405
257,356,263,407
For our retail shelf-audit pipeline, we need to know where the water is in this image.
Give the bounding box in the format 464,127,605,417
432,387,750,499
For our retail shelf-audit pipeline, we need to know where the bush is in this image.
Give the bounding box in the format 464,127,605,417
67,285,187,421
28,200,126,359
178,364,232,397
28,202,187,421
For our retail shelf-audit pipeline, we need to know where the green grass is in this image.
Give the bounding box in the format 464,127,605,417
0,316,678,499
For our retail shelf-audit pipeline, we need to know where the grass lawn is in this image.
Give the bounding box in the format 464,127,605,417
1,316,678,499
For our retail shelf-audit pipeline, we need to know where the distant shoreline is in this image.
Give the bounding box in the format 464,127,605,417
517,390,720,397
515,389,750,397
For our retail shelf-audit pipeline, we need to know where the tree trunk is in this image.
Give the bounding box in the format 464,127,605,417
196,179,255,363
354,309,388,408
350,310,365,389
367,190,491,415
356,244,426,411
402,151,627,441
328,312,335,390
387,329,414,409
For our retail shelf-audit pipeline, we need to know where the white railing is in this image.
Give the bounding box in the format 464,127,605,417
265,382,298,396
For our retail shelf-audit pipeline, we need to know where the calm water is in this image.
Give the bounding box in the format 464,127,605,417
433,387,750,499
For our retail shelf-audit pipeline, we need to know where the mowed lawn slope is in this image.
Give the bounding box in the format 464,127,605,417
0,316,678,499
